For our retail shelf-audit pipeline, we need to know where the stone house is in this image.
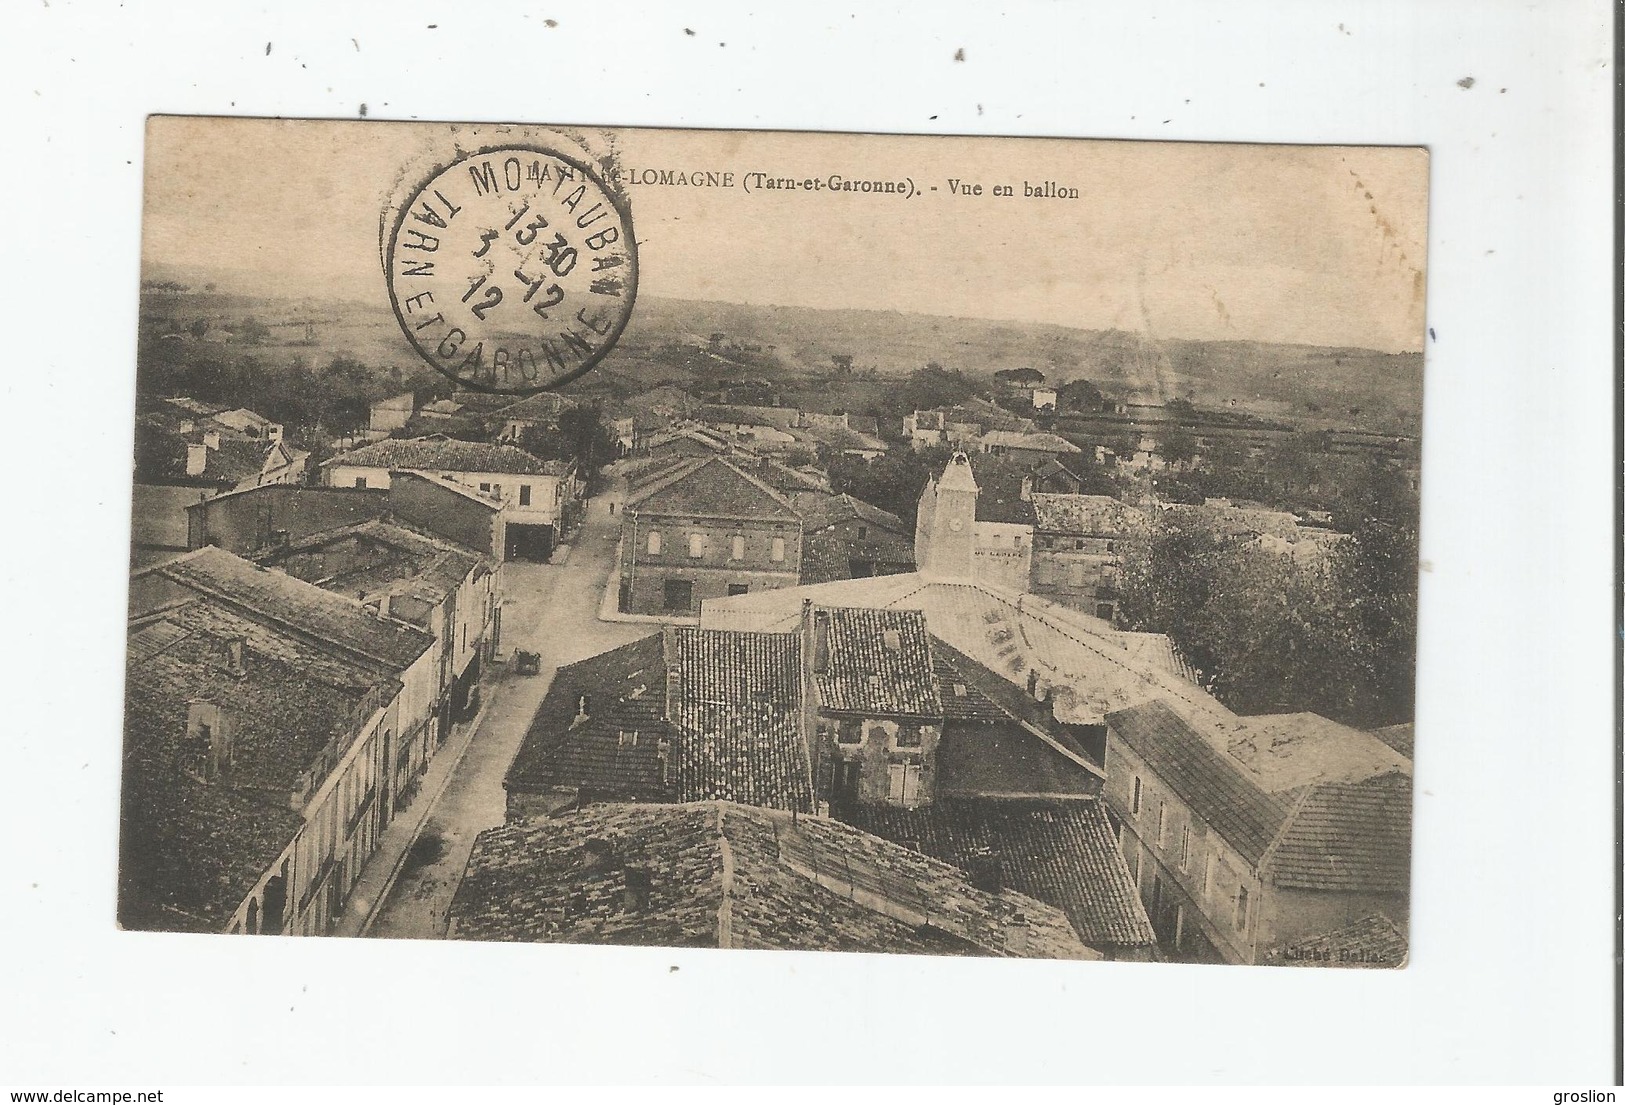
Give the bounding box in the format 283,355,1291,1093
616,456,803,617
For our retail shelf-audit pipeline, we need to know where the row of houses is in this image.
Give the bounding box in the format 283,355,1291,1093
463,527,1411,964
453,451,1411,964
122,514,503,936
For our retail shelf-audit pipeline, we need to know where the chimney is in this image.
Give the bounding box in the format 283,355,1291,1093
1026,669,1040,699
656,735,672,788
622,866,652,912
178,418,195,434
223,636,246,678
267,423,284,444
966,847,1003,894
576,693,591,720
1019,474,1034,501
203,430,221,451
186,701,231,782
583,837,616,874
661,624,681,717
812,609,831,673
185,443,209,477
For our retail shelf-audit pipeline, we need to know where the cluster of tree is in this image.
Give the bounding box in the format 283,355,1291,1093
1161,440,1418,531
518,406,617,489
993,366,1046,386
826,442,1120,528
137,332,425,443
1115,513,1418,728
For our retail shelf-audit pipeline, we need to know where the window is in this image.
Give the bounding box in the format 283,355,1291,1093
1235,884,1250,930
1180,825,1190,871
731,535,745,560
857,525,867,538
727,583,749,596
895,723,923,748
354,477,367,489
1157,802,1168,847
887,762,922,804
618,731,638,748
770,536,785,562
688,533,704,558
647,531,662,555
479,482,491,492
519,485,531,506
837,719,863,745
1202,852,1214,898
1131,776,1142,815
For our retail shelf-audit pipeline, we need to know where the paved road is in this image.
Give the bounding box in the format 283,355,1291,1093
366,495,648,940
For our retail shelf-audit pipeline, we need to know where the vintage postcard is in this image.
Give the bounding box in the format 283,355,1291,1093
124,118,1424,967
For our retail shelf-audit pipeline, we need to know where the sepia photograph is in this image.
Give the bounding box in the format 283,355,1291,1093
121,118,1426,968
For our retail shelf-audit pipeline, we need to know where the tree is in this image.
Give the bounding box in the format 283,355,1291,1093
1158,424,1198,468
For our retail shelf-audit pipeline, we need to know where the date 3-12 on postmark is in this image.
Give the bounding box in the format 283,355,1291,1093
384,144,638,394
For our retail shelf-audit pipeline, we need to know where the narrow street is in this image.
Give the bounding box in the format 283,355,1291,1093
365,489,648,940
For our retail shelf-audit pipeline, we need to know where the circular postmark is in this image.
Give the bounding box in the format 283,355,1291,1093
384,143,637,394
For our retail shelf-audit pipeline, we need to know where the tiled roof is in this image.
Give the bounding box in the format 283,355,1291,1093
487,392,568,420
1106,700,1294,867
324,436,570,476
702,573,1226,727
625,456,800,521
450,802,1091,958
974,475,1037,526
980,430,1082,454
1223,712,1412,794
698,404,799,429
1161,503,1303,540
138,547,433,672
1030,494,1149,536
814,607,940,718
1266,912,1407,969
1264,772,1412,893
507,629,810,812
644,425,729,454
929,637,1104,799
506,635,670,796
256,520,488,618
1370,722,1415,760
839,799,1157,950
791,492,906,534
120,600,385,932
673,628,811,811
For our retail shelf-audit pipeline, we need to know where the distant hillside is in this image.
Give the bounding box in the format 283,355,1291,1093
134,269,1422,435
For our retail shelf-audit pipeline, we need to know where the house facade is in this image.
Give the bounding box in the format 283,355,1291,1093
1029,493,1150,623
617,456,803,617
1103,699,1412,964
322,436,575,560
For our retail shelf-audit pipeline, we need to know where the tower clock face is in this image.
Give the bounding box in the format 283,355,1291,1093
948,518,964,532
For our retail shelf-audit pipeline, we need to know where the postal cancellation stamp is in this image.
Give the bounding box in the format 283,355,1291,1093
384,144,638,394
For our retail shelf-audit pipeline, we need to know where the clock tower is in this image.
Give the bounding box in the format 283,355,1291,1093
915,451,980,580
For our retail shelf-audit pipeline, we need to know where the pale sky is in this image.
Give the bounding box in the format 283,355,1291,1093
143,117,1428,352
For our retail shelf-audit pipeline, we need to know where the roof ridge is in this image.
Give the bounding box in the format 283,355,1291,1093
1256,782,1318,879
